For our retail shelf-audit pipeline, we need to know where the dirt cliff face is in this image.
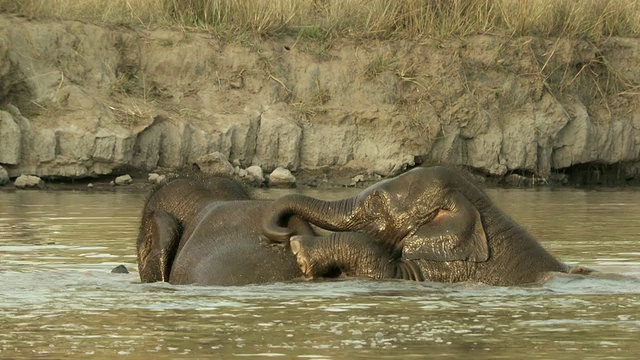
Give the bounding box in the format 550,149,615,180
1,15,639,185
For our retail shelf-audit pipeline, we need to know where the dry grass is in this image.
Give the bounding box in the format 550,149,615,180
2,0,640,40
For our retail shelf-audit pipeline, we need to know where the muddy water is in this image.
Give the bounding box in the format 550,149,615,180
1,188,639,359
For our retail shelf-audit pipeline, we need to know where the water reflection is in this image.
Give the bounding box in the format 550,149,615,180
1,188,640,358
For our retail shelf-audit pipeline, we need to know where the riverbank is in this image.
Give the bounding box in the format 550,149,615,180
1,13,640,188
1,165,636,194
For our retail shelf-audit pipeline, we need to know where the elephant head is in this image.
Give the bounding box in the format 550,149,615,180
264,166,567,284
264,166,490,261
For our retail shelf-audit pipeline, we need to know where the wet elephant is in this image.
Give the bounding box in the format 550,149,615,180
263,166,578,286
136,176,316,285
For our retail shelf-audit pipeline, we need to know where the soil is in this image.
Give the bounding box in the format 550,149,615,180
2,15,640,188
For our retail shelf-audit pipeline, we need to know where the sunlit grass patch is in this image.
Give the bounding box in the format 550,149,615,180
1,0,639,40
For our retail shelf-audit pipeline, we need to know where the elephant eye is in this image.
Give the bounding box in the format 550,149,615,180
422,208,442,223
416,207,442,224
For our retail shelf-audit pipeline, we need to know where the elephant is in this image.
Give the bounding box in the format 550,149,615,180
136,176,318,285
262,166,583,286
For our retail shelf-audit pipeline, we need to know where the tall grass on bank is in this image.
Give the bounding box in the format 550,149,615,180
1,0,639,40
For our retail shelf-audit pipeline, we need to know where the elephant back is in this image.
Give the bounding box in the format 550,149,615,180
137,176,251,282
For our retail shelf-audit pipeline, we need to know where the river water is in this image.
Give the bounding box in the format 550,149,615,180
1,187,639,359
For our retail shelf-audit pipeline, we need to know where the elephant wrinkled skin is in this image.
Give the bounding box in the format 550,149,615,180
263,166,576,286
136,176,316,285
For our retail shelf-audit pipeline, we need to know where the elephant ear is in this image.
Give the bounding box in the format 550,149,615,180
148,210,182,281
402,191,489,263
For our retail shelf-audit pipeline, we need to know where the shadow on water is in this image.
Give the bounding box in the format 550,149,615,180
1,189,640,358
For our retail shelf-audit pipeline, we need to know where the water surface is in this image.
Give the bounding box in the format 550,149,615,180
1,188,639,359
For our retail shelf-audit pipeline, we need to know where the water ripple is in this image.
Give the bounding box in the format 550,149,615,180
2,190,640,358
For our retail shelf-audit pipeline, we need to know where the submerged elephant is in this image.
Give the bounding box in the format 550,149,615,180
136,176,317,285
263,166,581,286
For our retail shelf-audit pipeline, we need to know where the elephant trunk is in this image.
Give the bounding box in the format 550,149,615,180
263,194,359,243
292,232,424,281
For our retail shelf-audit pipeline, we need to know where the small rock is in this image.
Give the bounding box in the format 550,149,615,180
111,265,129,274
147,173,166,184
195,152,235,176
0,165,9,186
237,168,248,178
245,165,264,184
110,180,115,186
14,174,43,189
148,173,160,183
232,159,241,167
269,167,296,188
87,183,94,189
115,174,133,186
350,174,365,187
